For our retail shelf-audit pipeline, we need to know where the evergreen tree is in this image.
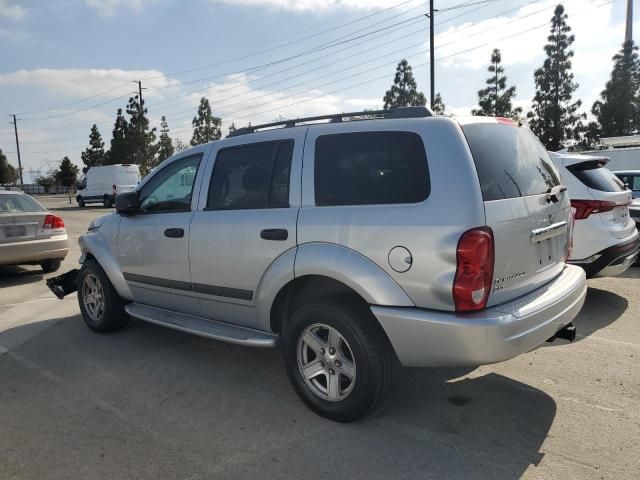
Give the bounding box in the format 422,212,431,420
527,5,584,151
591,40,640,139
108,108,129,165
125,95,157,175
80,124,106,173
174,138,189,153
432,92,446,115
0,148,18,185
228,122,237,137
383,59,427,109
191,97,221,146
472,49,522,117
155,116,175,166
55,156,79,187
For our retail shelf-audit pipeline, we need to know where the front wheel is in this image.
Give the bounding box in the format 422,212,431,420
77,196,85,208
283,298,395,422
77,259,128,333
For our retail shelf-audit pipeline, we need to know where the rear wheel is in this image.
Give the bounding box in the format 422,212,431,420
40,259,61,273
282,298,395,422
103,196,113,208
77,259,128,333
77,196,85,208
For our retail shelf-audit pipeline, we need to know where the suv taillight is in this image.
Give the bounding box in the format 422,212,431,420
453,227,494,312
113,184,117,196
43,214,65,230
571,199,617,220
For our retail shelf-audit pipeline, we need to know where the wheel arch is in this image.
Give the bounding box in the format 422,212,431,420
78,233,134,300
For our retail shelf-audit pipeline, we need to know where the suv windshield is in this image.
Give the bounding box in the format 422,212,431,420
462,123,561,201
568,162,625,192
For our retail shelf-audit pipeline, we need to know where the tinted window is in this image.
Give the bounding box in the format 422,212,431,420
208,140,293,210
139,154,201,212
0,194,45,213
462,124,561,201
617,174,640,192
568,163,624,192
314,131,429,206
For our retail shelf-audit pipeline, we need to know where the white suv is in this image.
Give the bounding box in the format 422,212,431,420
551,153,639,277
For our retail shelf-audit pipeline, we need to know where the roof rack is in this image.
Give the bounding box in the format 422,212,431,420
228,106,433,137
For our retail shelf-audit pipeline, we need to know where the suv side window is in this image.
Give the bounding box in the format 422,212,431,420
207,140,293,210
139,154,202,213
314,131,430,206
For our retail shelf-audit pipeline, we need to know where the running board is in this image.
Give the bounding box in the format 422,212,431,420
124,303,278,348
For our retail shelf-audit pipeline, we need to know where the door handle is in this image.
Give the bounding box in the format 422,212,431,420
260,228,288,241
164,228,184,238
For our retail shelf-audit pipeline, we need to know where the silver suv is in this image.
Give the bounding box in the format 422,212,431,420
67,108,587,422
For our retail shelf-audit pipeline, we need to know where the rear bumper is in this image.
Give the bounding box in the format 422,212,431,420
371,265,587,367
0,235,69,266
569,235,640,277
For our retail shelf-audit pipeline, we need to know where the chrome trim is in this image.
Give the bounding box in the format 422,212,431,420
530,221,568,243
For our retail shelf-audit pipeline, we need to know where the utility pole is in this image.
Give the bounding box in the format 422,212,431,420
428,0,435,109
10,114,24,185
137,80,143,107
625,0,633,43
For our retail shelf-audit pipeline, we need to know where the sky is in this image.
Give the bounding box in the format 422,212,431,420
0,0,636,181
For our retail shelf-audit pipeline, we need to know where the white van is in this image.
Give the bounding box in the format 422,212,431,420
77,165,141,208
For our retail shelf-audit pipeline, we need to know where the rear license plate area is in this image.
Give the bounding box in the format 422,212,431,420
535,238,556,268
4,225,27,238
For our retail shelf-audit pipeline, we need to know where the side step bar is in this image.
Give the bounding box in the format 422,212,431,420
124,303,278,348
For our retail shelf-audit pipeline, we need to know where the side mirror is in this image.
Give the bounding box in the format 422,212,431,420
115,191,140,215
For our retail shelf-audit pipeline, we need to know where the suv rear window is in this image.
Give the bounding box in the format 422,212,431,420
462,124,561,201
568,162,625,192
314,131,429,206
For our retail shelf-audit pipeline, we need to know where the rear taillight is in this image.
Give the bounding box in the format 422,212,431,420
453,227,495,312
571,199,617,220
43,214,65,230
113,184,117,196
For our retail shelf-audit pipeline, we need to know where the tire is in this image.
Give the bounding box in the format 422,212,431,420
77,196,85,208
103,196,113,208
77,259,129,333
282,297,395,422
40,259,62,273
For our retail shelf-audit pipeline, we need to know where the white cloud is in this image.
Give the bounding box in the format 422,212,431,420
212,0,401,12
0,0,27,20
83,0,160,17
0,68,179,98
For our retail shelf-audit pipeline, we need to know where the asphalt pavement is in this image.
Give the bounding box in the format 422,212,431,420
1,195,639,479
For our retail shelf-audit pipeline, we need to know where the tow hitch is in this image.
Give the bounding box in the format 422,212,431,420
546,323,577,343
46,269,80,299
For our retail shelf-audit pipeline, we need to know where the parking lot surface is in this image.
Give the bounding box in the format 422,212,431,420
1,195,639,479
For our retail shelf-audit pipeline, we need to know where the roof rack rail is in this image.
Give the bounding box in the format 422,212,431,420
229,106,433,137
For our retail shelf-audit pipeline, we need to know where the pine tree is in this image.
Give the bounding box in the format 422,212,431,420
227,122,237,137
155,116,175,167
472,49,523,118
191,97,221,146
432,93,446,115
80,124,106,173
0,148,18,185
527,5,584,151
591,40,640,139
125,95,157,175
383,59,427,109
107,108,129,165
174,138,189,153
55,156,79,188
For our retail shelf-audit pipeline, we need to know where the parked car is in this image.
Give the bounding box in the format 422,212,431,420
77,164,141,208
550,153,639,277
613,170,640,198
0,188,68,272
630,198,640,229
55,109,587,422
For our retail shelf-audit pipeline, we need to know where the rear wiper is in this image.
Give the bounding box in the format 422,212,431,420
546,185,567,203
